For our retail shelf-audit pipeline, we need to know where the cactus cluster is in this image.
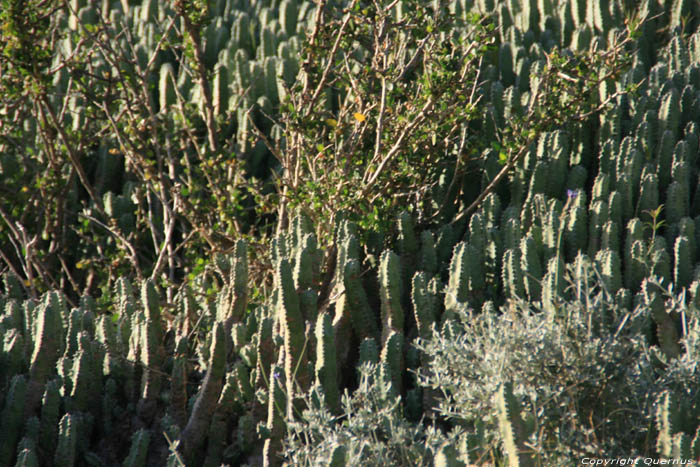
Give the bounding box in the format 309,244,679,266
4,0,700,464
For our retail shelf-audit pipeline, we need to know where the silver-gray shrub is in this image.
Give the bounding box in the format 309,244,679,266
282,364,451,466
416,255,700,463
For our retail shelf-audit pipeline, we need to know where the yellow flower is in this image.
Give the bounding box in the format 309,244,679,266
353,112,366,122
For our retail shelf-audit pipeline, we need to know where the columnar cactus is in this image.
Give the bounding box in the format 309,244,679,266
219,239,248,333
314,311,340,414
277,258,310,408
412,272,437,341
588,200,609,257
379,250,404,345
138,283,164,417
179,321,226,459
444,242,470,315
655,391,680,458
358,337,379,367
255,316,275,390
344,259,379,342
380,330,404,394
54,413,77,467
597,249,623,294
69,335,101,415
565,203,588,260
419,231,438,276
495,382,533,467
502,248,525,300
658,129,675,190
637,172,660,216
674,235,693,289
159,63,177,111
123,429,150,467
601,219,620,254
397,211,418,258
169,336,189,429
520,234,543,302
263,363,286,467
0,375,27,466
26,291,63,417
39,379,61,458
643,280,681,359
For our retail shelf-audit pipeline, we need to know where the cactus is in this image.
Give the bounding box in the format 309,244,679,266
444,242,469,314
38,379,61,459
26,292,63,418
159,63,177,111
379,250,404,345
255,316,274,390
315,311,340,413
380,330,404,394
0,375,27,465
15,447,39,467
600,219,620,254
327,444,348,467
499,42,515,87
2,329,25,393
344,259,379,342
542,256,565,314
597,249,623,294
657,129,675,190
434,443,466,467
419,231,438,275
411,272,436,340
495,382,533,467
565,203,588,261
678,217,696,260
69,336,101,415
203,372,238,467
277,258,310,409
667,181,688,225
279,0,298,36
397,211,418,258
541,198,563,262
138,295,164,418
502,248,525,299
643,280,681,359
262,363,286,467
358,337,379,367
123,429,150,467
656,391,680,457
169,336,189,429
520,234,543,302
294,245,314,293
220,239,248,333
54,413,77,467
608,190,624,233
674,235,693,289
179,321,226,459
637,172,660,217
436,224,457,267
588,200,609,257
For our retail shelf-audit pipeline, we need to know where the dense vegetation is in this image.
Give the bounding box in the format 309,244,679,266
1,0,700,465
